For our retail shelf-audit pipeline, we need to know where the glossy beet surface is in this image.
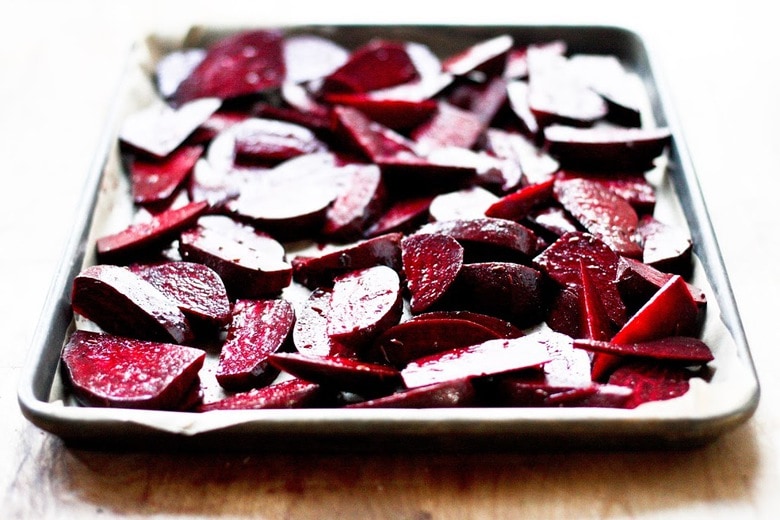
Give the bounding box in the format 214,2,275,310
401,233,464,313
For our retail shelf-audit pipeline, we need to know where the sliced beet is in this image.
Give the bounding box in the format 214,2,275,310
425,147,522,193
481,378,631,408
216,298,295,391
364,196,433,237
376,152,477,196
321,40,418,94
615,256,706,313
553,177,643,258
71,264,193,344
332,105,419,161
578,258,614,341
268,352,404,397
505,80,539,136
155,48,207,99
483,127,559,185
172,29,286,105
544,125,672,171
119,98,221,159
326,265,403,351
231,117,326,165
607,360,695,409
346,378,476,408
283,34,349,84
443,262,546,328
415,217,539,262
129,145,204,206
323,93,438,131
574,336,714,364
428,186,499,222
293,288,354,358
321,163,386,242
526,205,581,240
291,232,403,289
410,101,486,152
556,170,656,214
637,214,693,276
198,379,324,411
400,333,552,389
401,233,464,313
130,261,231,328
96,201,209,263
179,215,292,299
447,77,508,126
61,330,205,410
533,231,627,329
408,310,524,339
484,177,555,222
442,34,513,77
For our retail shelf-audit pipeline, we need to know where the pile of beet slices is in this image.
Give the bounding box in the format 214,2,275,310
62,29,714,413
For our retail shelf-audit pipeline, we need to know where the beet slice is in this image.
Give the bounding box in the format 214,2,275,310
283,34,349,84
480,378,631,408
332,105,419,161
179,215,292,299
505,80,539,136
574,336,714,364
96,201,209,263
323,93,438,131
155,48,207,99
428,186,499,222
364,196,433,237
367,318,502,368
326,265,403,351
321,40,418,94
291,232,403,289
119,98,221,159
408,311,524,339
129,145,204,206
401,233,464,313
544,125,672,171
346,378,476,408
415,217,539,262
61,330,205,410
216,299,295,391
321,163,386,242
553,177,643,258
424,147,522,193
483,127,559,185
198,379,324,411
568,54,643,128
268,352,404,397
484,177,556,222
442,34,513,77
607,360,695,409
71,265,193,344
526,206,581,240
443,262,546,328
375,153,477,196
410,101,486,152
292,288,354,358
556,170,656,214
578,258,614,341
172,29,286,105
637,214,693,276
400,333,552,389
231,117,326,165
615,256,706,313
130,261,231,328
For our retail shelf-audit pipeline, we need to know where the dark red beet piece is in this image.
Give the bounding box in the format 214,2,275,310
155,48,207,99
130,261,231,328
364,196,433,237
71,265,193,344
410,101,486,152
346,378,476,408
268,352,404,397
526,206,581,240
321,40,418,94
376,153,477,196
216,299,295,391
505,80,539,136
367,318,502,368
291,232,403,289
293,288,354,358
61,331,205,410
447,77,508,126
332,105,419,161
198,379,323,411
401,333,551,389
326,266,403,351
282,34,349,84
483,127,559,185
443,262,546,328
544,125,672,171
482,379,631,408
416,217,539,262
553,177,643,258
615,256,706,313
637,214,693,276
401,233,464,313
96,201,209,263
484,177,555,222
321,164,386,242
130,145,204,206
442,34,513,77
428,186,498,222
173,29,286,105
231,117,326,165
323,93,438,131
607,360,695,409
556,170,656,214
574,336,714,364
119,98,221,159
408,311,524,339
425,147,522,193
179,215,292,299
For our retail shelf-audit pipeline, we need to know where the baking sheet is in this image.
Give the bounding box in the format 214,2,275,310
18,24,760,451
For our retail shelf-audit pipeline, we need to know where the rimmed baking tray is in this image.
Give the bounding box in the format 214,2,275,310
18,24,760,451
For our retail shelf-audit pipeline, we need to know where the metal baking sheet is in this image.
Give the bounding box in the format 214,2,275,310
18,24,760,451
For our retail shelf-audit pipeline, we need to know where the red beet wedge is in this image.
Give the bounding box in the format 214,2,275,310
198,379,323,411
129,145,204,206
415,217,539,262
347,378,476,408
61,330,205,410
321,40,418,94
401,233,464,313
574,336,714,364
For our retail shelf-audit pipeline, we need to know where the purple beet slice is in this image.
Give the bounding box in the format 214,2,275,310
155,48,207,99
61,330,205,410
484,177,555,222
367,318,503,368
332,105,419,162
544,125,672,171
346,378,476,408
198,379,324,411
172,29,286,105
96,201,209,263
323,93,438,131
401,233,464,313
291,232,403,289
268,352,404,397
615,256,706,313
401,333,552,389
483,127,559,185
428,186,499,222
574,336,714,364
130,261,231,328
282,34,349,84
607,360,695,409
505,80,539,136
578,258,614,341
179,215,292,298
375,152,477,196
292,288,354,358
326,265,403,351
231,117,326,165
130,145,204,206
216,298,295,391
556,170,656,214
553,177,643,258
637,214,693,276
415,217,539,262
364,196,433,237
410,101,486,152
321,163,387,242
442,34,513,77
482,379,631,408
119,98,221,159
408,311,524,339
71,264,193,344
321,40,419,94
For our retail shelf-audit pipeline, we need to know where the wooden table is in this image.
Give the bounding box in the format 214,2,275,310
3,1,777,517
